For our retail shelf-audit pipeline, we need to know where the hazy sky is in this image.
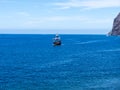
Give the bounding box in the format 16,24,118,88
0,0,120,34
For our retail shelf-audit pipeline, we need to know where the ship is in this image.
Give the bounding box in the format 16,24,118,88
53,34,61,46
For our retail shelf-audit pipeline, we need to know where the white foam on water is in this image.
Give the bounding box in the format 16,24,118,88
98,49,120,52
64,78,120,90
89,78,120,89
40,59,73,68
76,40,106,45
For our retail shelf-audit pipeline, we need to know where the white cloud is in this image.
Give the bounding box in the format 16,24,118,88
23,15,113,29
0,0,16,3
0,14,113,31
54,0,120,10
24,16,88,25
46,16,88,21
16,12,30,17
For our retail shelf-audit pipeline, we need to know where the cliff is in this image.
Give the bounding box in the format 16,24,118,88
109,13,120,36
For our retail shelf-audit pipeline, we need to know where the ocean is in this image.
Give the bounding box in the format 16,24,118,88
0,34,120,90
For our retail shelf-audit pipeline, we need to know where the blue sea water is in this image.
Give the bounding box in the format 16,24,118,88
0,34,120,90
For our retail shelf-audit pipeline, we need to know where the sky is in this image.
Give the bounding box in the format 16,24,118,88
0,0,120,34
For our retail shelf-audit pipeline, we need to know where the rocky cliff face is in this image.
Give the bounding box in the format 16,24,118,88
109,13,120,35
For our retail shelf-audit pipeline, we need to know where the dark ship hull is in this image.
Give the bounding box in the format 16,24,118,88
53,41,61,45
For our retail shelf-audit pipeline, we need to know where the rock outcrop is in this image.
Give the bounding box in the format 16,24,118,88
109,13,120,36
